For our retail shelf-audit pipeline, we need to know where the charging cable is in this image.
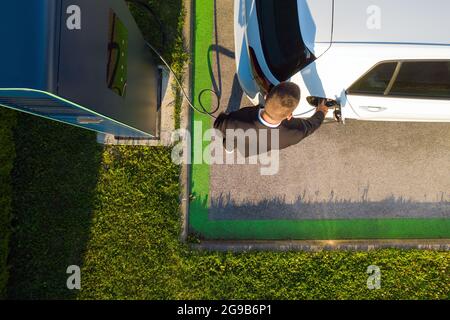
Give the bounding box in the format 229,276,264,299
145,41,220,119
133,1,337,123
127,0,220,118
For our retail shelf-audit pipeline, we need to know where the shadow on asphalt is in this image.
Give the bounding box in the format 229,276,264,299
209,192,450,220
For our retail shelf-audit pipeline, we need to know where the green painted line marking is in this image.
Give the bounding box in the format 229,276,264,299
189,1,450,240
191,212,450,240
190,0,213,226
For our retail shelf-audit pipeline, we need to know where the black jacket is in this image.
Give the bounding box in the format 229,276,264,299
213,106,325,156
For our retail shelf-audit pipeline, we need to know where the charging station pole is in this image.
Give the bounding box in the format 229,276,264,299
0,0,161,139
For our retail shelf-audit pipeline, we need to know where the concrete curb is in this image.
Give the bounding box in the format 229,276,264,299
181,0,449,250
193,239,450,252
179,0,194,242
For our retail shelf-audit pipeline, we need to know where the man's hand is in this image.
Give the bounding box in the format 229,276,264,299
316,99,329,116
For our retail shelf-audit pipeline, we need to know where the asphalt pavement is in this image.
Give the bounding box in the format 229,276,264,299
209,0,450,220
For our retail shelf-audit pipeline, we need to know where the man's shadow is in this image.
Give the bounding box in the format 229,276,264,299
209,0,328,115
209,0,244,114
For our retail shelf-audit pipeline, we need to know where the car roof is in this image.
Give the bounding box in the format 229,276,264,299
332,0,450,45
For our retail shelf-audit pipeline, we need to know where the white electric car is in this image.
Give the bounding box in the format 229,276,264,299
234,0,450,122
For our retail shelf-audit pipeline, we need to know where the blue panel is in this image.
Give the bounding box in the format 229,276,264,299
0,0,57,90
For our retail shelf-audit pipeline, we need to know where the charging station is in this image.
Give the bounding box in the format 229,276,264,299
0,0,161,138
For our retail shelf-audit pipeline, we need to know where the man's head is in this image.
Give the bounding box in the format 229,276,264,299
264,82,301,122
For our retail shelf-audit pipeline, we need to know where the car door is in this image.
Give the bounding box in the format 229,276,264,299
345,60,450,122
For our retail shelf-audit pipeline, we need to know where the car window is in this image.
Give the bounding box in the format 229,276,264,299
255,0,315,82
347,62,397,95
389,61,450,99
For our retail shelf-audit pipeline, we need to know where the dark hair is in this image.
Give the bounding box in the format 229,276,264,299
264,82,301,121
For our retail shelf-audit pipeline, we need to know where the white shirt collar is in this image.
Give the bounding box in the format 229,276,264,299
258,109,281,128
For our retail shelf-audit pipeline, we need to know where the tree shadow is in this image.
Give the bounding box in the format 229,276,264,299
7,113,102,299
209,192,450,220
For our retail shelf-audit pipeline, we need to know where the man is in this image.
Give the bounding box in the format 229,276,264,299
213,81,329,156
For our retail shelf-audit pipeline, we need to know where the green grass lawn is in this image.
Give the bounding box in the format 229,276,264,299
1,0,449,300
3,112,449,300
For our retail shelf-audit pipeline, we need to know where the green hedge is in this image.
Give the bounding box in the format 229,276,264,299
0,109,16,299
76,146,449,300
6,136,449,299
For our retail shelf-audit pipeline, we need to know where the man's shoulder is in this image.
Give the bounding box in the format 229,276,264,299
281,117,304,129
228,105,261,119
215,106,261,127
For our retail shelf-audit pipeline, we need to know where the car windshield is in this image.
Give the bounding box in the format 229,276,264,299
255,0,315,82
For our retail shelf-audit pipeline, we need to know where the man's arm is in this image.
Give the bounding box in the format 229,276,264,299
299,100,329,137
300,111,325,137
